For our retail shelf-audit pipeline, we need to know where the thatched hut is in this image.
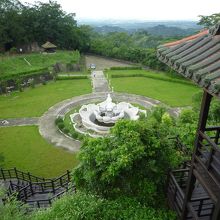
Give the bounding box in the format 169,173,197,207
41,41,57,53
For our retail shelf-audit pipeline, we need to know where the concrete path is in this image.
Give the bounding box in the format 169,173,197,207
91,71,109,93
38,92,174,152
0,117,39,127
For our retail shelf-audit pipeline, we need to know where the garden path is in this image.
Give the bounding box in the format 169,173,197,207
38,92,183,152
91,71,109,93
0,117,39,127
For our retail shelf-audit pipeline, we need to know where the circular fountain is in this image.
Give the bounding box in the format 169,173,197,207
70,94,146,136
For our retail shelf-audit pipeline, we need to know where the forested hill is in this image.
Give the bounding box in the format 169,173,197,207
93,24,199,37
146,25,198,37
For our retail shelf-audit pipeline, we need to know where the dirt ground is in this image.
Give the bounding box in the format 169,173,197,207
85,55,133,70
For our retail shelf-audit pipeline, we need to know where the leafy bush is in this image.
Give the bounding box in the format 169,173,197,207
0,198,28,220
179,109,197,124
55,117,64,125
0,68,48,81
15,78,23,92
110,66,142,70
209,99,220,123
57,122,65,130
73,116,181,205
56,75,88,80
71,132,78,139
63,128,70,134
9,47,17,54
32,192,176,220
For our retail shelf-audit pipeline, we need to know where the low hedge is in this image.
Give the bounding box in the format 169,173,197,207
111,73,194,86
0,67,49,81
56,75,88,80
110,66,142,70
32,192,176,220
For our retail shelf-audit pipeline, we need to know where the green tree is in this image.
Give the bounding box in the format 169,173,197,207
73,117,181,205
198,13,220,27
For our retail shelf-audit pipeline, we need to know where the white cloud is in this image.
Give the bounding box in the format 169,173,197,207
20,0,220,21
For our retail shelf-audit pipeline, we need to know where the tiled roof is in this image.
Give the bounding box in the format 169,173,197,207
157,24,220,98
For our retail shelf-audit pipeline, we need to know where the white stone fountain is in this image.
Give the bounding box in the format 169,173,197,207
70,94,146,136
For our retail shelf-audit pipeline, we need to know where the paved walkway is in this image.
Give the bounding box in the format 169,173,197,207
38,92,182,152
0,69,183,153
91,71,109,93
0,117,39,127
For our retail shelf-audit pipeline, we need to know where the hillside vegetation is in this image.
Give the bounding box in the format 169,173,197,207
0,50,80,78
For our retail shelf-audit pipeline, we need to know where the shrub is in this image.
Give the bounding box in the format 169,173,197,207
32,192,176,220
209,99,220,123
55,117,63,125
0,198,28,220
57,122,65,130
63,128,70,134
71,132,78,139
15,78,23,92
28,78,35,88
73,116,181,205
9,47,17,54
110,66,142,70
56,75,88,80
179,109,197,124
0,68,48,81
162,112,173,126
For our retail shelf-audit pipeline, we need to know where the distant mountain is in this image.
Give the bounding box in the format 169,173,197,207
79,19,201,29
80,20,201,37
146,25,198,37
93,25,126,34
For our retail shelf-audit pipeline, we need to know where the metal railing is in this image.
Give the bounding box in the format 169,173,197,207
1,168,74,209
0,167,48,182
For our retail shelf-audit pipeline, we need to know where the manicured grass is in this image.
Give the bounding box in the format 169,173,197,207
0,126,78,178
111,76,200,107
0,50,80,78
0,79,91,118
106,69,189,81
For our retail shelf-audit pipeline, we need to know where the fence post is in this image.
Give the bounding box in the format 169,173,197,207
30,182,34,196
1,168,5,180
14,167,18,179
52,180,55,194
60,177,63,186
67,170,71,182
28,172,31,182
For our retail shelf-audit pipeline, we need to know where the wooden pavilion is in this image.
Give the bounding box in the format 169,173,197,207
157,23,220,220
41,41,57,53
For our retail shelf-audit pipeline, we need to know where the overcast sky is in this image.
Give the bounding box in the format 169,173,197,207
20,0,220,21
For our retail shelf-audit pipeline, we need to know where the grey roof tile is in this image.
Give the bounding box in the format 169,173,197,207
157,23,220,98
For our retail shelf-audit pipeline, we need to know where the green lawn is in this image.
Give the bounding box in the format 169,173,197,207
0,79,91,118
0,126,78,178
0,50,80,78
107,70,200,106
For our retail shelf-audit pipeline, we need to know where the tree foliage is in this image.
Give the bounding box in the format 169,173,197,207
198,13,220,28
90,31,171,70
32,192,176,220
73,113,182,205
0,0,92,51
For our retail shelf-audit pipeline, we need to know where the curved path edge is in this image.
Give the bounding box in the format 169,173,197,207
0,117,39,127
39,92,181,153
